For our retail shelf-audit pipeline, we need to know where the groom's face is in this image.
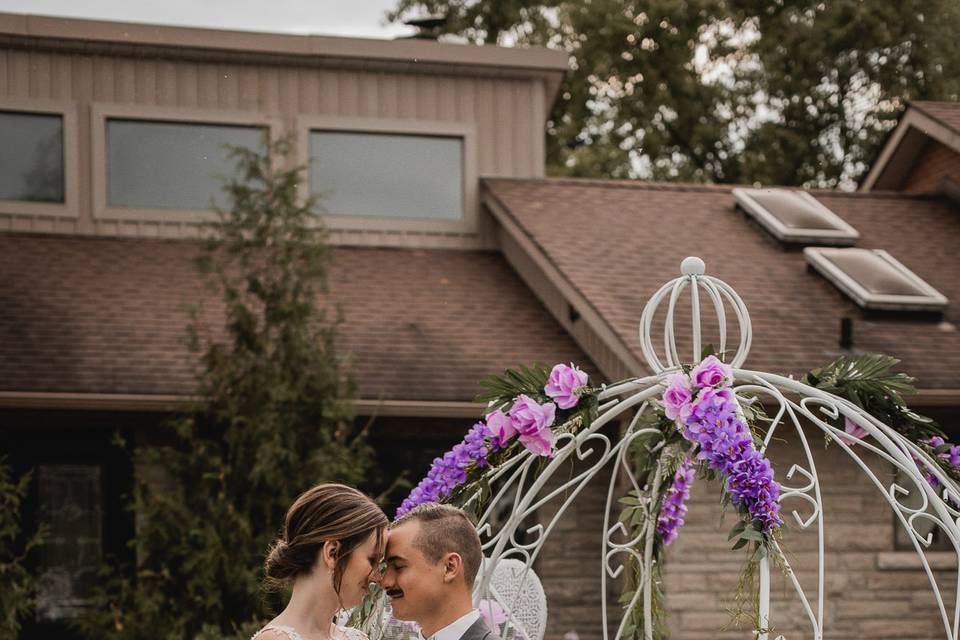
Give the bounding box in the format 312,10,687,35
382,520,445,622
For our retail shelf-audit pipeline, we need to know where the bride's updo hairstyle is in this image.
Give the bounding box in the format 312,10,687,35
264,483,388,593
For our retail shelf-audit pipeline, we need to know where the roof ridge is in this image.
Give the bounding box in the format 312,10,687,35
483,176,735,193
481,177,946,201
910,99,960,108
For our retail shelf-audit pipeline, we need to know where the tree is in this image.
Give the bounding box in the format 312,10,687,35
78,137,374,639
388,0,960,188
0,460,43,637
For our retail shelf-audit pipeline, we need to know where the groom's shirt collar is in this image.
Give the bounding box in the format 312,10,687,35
420,610,480,640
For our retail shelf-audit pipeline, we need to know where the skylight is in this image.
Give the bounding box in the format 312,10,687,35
733,188,859,245
804,248,948,311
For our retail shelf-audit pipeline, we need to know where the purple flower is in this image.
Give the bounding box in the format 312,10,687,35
662,373,693,421
464,421,492,466
663,369,782,534
545,362,589,409
657,457,696,545
949,446,960,468
486,409,516,450
688,386,735,423
690,355,733,389
396,421,497,517
510,395,557,457
923,436,960,469
837,417,868,446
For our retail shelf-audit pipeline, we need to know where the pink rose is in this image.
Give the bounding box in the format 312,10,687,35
837,417,870,446
509,395,557,457
662,373,693,421
486,409,515,449
544,363,589,409
690,355,733,389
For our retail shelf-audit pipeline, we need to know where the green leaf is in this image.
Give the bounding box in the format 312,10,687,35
727,521,747,540
741,528,764,542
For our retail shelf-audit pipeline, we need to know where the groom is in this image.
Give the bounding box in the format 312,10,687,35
383,503,494,640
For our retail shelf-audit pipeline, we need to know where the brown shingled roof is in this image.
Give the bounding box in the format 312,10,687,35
0,235,597,401
912,101,960,136
483,178,960,390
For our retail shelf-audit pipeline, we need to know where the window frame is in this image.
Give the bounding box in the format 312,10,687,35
733,188,860,245
296,115,477,234
91,104,281,222
0,99,79,219
804,247,949,311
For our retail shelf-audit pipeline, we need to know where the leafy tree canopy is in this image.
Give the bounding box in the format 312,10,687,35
389,0,960,188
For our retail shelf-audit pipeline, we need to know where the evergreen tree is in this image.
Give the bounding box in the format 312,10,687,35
0,460,42,636
78,137,373,639
388,0,960,187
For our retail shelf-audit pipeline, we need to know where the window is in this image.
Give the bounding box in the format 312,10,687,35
106,119,263,210
35,465,102,621
805,247,948,311
733,188,859,245
0,111,64,203
308,131,464,220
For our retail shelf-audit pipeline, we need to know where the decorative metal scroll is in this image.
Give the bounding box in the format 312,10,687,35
466,257,960,640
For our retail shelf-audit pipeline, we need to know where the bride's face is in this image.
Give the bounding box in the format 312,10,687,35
335,530,386,609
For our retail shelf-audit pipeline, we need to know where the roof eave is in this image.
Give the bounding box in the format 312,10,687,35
481,183,647,382
0,11,568,73
0,391,485,417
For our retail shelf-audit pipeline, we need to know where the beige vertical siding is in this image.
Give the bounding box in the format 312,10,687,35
0,38,552,245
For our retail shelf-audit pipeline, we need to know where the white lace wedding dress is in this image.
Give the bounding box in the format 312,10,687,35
252,624,370,640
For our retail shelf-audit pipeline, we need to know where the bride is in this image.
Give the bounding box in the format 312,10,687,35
254,483,389,640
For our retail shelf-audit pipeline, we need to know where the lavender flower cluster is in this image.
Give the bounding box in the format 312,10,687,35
656,457,695,545
920,436,960,489
396,363,589,518
834,417,957,503
661,356,783,535
396,421,493,517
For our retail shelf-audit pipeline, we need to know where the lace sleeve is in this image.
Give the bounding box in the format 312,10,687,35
252,625,305,640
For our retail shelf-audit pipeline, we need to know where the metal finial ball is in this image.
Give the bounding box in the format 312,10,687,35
680,256,706,276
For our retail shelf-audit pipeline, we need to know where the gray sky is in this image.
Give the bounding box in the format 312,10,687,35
0,0,415,39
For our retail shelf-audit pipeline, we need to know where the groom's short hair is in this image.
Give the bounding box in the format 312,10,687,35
392,503,482,587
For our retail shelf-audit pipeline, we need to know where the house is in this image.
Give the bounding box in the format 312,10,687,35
1,12,958,640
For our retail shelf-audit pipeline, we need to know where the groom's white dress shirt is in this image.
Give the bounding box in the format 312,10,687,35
420,610,481,640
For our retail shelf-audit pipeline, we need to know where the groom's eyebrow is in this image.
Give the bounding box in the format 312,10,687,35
386,554,405,564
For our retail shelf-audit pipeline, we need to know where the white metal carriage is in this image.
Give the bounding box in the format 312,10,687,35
467,257,960,640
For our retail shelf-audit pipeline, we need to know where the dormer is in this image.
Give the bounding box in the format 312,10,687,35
0,12,567,248
860,101,960,195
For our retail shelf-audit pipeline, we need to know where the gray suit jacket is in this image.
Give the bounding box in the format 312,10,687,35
460,617,495,640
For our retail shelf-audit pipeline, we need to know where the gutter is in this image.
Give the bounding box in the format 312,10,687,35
0,391,484,418
0,12,568,75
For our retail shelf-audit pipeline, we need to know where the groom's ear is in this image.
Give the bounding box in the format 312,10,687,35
441,552,464,584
